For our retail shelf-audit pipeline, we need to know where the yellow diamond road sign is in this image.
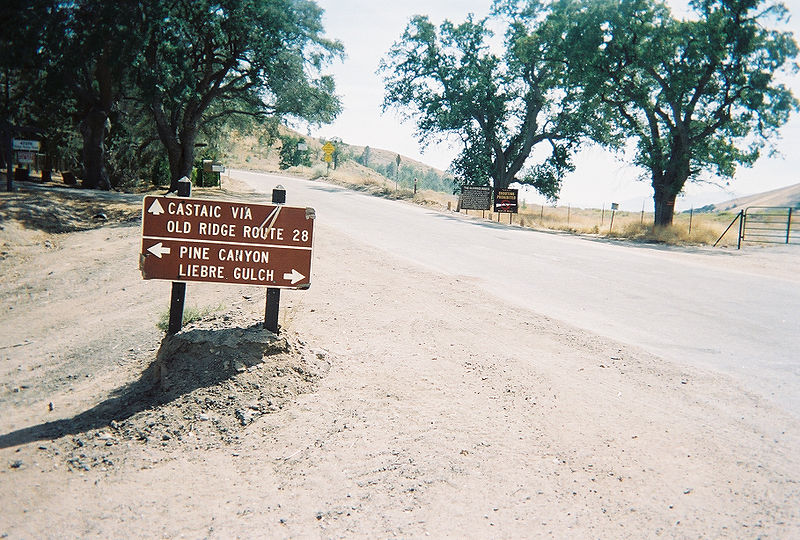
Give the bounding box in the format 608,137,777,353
322,142,335,154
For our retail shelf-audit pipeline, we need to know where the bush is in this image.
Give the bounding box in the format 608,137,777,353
310,165,328,179
609,223,719,245
278,135,311,169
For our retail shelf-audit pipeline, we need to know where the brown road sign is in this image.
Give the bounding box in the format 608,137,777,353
140,196,314,289
494,188,519,213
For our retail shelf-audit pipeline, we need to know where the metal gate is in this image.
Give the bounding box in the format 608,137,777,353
743,207,798,245
715,206,799,248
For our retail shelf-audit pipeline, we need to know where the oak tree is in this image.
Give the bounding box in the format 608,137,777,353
136,0,343,191
572,0,798,225
380,3,603,198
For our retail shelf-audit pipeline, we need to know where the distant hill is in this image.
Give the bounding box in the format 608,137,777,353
224,125,452,186
696,182,800,213
221,125,457,197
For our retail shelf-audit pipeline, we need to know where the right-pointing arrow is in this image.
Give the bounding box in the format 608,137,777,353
147,242,171,258
283,269,305,285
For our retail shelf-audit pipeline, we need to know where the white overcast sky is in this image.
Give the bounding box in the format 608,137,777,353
310,0,800,210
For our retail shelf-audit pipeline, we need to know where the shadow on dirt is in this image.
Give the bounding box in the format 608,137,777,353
0,323,327,450
0,182,142,233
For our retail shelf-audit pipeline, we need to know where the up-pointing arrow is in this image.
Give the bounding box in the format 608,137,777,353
283,269,305,285
148,199,165,215
147,242,171,258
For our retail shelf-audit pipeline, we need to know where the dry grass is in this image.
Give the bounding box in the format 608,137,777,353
465,204,740,246
223,132,458,210
222,132,746,247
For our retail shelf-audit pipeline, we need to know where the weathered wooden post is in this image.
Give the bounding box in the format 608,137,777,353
265,185,286,333
167,176,192,334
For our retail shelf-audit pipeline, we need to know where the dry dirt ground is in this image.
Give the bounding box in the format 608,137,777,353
1,180,799,538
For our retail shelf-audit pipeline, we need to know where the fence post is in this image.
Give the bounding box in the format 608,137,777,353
737,210,744,250
787,208,792,244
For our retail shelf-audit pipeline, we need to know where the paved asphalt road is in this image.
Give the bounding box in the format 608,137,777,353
234,170,800,418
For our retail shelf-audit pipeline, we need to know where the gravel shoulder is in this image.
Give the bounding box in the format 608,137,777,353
1,181,798,538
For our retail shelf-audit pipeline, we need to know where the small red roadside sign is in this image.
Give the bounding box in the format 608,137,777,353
140,196,314,289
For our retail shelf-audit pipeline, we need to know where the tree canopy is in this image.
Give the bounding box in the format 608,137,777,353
382,0,797,224
137,0,343,191
380,3,605,199
3,0,342,191
565,0,798,224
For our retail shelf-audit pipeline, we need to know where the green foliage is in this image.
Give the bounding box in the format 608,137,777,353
278,135,312,169
567,0,798,224
379,3,603,199
370,161,456,193
357,146,372,167
104,98,167,190
150,157,171,188
3,0,343,192
137,0,344,188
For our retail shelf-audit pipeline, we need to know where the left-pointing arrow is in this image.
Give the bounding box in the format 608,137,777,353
147,242,170,258
148,199,165,215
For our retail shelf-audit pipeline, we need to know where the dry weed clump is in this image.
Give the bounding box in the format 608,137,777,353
501,205,735,246
607,222,721,245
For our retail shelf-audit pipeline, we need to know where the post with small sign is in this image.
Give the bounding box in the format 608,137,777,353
201,160,224,187
265,185,286,333
167,177,192,334
494,187,519,224
609,202,619,232
6,138,40,191
3,131,11,192
322,142,335,175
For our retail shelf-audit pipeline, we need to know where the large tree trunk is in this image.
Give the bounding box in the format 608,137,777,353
166,129,197,192
79,106,111,190
653,138,692,227
653,186,677,226
652,171,688,227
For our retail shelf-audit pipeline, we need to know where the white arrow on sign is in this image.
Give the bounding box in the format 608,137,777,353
147,242,171,258
148,199,165,215
283,269,305,284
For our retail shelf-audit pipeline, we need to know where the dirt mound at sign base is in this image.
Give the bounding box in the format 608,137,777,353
138,318,332,441
42,317,332,473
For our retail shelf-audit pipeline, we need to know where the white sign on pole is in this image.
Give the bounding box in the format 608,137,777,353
12,139,40,151
16,151,35,164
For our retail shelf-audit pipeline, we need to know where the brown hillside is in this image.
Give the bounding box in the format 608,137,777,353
708,182,800,212
223,125,450,179
219,127,458,209
346,143,449,176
